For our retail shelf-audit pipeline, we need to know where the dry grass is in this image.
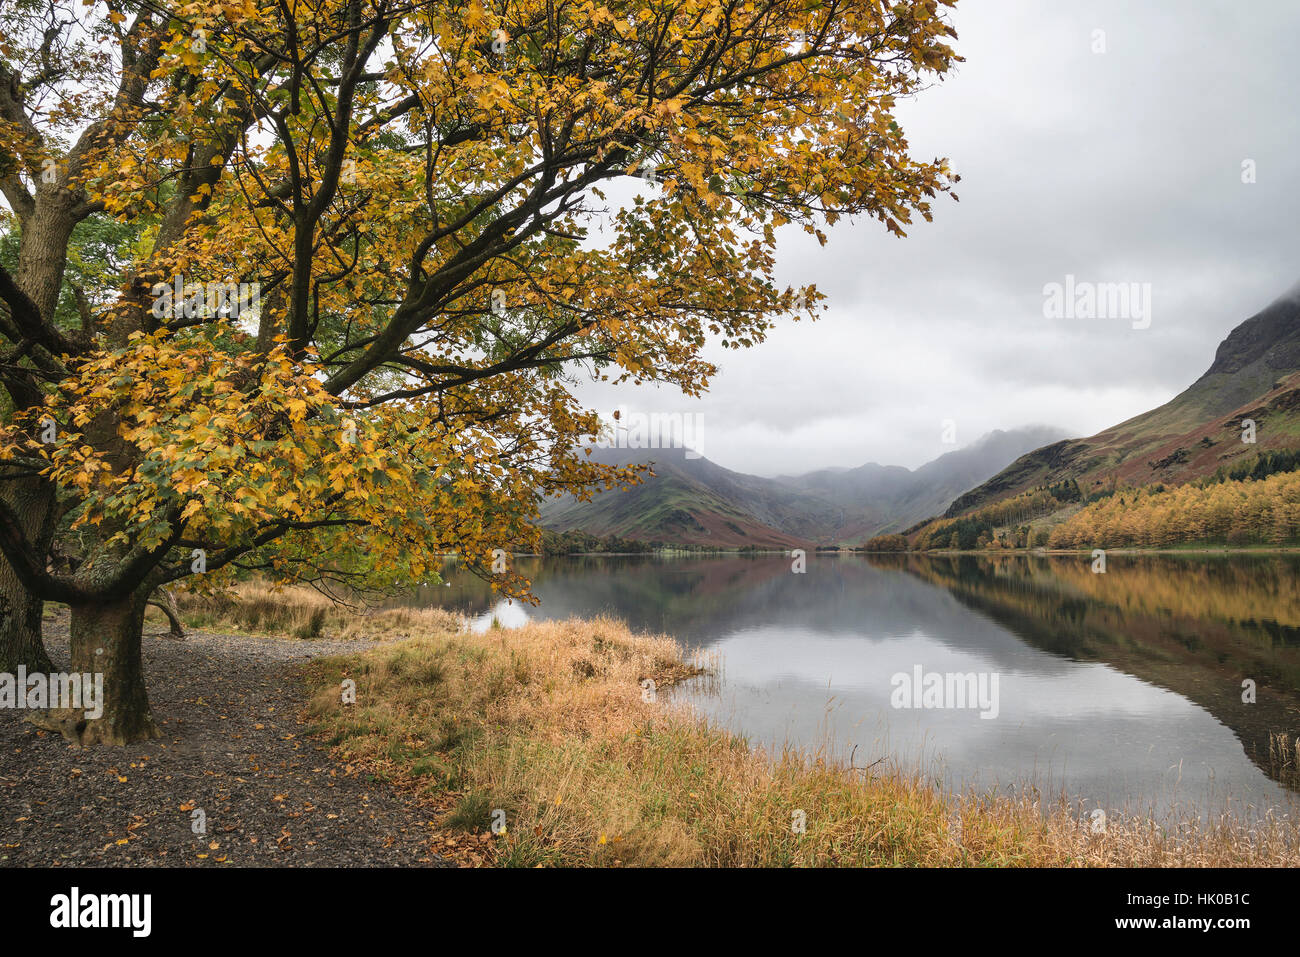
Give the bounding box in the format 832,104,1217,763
301,616,1300,867
1269,732,1300,789
165,580,464,641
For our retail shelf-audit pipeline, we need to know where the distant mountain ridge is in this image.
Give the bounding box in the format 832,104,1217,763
947,283,1300,517
540,426,1067,547
548,282,1300,547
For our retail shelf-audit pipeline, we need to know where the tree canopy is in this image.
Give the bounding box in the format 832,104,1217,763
0,0,960,741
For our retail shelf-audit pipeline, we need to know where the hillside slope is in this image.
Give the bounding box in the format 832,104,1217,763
948,286,1300,517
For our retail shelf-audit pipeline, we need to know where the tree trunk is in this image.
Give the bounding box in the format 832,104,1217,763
146,586,185,638
15,188,76,323
0,568,49,674
33,586,160,745
2,188,76,673
0,478,55,674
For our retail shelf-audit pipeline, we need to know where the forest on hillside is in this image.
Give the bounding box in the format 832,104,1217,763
1047,470,1300,548
871,453,1300,552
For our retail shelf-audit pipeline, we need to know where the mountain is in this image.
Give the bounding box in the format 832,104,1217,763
947,284,1300,517
540,426,1067,547
540,446,817,548
806,426,1070,536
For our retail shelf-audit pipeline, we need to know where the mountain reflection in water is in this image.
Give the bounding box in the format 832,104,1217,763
392,552,1300,818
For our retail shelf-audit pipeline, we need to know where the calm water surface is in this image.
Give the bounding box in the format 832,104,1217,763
397,553,1300,819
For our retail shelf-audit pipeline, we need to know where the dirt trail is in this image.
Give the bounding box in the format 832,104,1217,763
0,622,453,867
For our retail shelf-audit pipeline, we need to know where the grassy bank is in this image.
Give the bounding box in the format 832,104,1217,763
164,580,462,641
294,608,1300,867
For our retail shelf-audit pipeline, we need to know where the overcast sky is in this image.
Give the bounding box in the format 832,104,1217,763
574,0,1300,475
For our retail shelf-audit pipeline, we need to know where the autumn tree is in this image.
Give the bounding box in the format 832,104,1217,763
0,0,960,742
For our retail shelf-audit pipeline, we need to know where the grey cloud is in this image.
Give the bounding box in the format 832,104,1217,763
574,0,1300,475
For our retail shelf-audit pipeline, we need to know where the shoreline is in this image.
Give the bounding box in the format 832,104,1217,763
17,581,1290,867
294,599,1300,867
495,545,1300,557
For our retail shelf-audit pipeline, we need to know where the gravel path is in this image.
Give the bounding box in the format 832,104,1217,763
0,618,454,867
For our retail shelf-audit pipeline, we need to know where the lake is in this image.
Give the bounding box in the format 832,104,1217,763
395,552,1300,820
